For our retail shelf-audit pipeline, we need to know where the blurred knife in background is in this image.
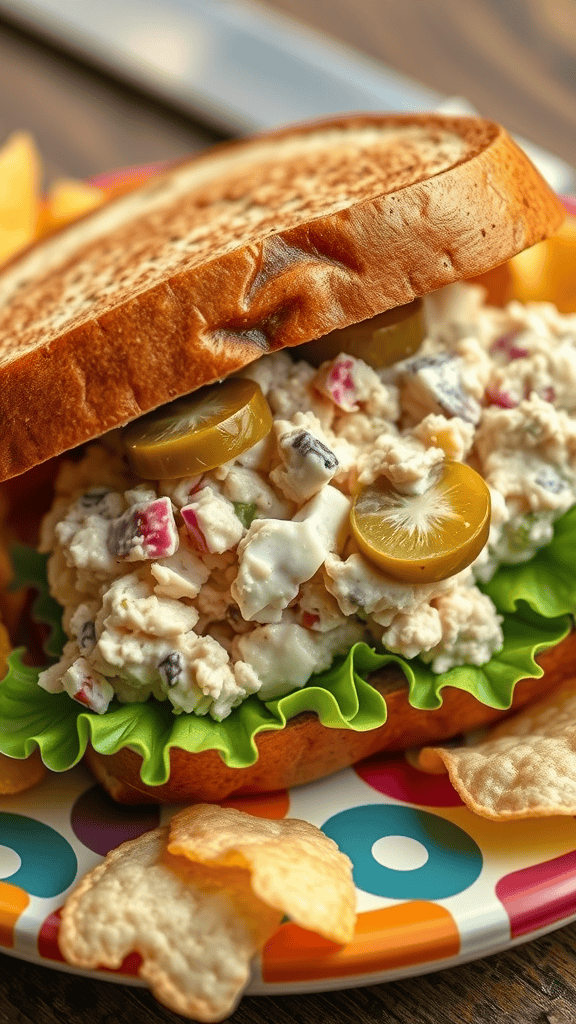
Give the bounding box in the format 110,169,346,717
0,0,574,193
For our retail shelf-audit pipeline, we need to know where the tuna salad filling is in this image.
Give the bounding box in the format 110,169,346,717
37,282,576,720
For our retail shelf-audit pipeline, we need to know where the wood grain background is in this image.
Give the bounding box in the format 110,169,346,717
0,0,575,176
267,0,576,167
0,2,575,1023
1,921,576,1024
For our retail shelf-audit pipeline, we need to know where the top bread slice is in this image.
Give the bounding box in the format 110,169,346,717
0,113,564,482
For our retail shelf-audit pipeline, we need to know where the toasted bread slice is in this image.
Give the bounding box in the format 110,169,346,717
84,629,576,804
0,113,563,482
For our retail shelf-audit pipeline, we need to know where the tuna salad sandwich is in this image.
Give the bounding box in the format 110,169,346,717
0,113,573,804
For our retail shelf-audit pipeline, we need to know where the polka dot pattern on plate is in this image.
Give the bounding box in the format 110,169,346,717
70,785,161,855
2,749,576,992
321,804,483,900
354,754,463,807
0,812,77,897
0,880,29,948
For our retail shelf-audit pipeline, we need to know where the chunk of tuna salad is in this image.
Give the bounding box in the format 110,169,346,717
37,283,576,720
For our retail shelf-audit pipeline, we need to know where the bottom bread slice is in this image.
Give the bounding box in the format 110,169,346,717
83,631,576,804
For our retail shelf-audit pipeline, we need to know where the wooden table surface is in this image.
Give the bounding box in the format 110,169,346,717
1,2,576,1023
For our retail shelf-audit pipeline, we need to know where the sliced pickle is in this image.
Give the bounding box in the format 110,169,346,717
350,460,490,584
296,298,426,369
122,378,273,479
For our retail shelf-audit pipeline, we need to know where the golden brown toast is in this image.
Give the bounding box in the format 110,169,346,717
0,113,563,482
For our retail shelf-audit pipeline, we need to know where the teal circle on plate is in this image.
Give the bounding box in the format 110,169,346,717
322,805,482,899
0,812,77,897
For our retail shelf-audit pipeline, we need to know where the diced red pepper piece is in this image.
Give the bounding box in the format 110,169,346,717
109,497,178,560
485,383,519,409
181,505,209,553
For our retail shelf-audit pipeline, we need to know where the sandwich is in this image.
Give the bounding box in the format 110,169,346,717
0,112,573,805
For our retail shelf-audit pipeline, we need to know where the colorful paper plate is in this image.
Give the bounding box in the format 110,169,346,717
1,754,576,995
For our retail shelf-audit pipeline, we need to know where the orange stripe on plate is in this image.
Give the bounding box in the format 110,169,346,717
262,902,459,983
0,881,29,949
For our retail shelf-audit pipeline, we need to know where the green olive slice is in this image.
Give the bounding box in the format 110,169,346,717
296,298,426,369
350,460,491,583
122,378,273,479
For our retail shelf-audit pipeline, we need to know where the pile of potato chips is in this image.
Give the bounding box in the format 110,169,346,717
0,131,105,264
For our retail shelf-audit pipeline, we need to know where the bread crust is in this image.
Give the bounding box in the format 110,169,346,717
84,629,576,804
0,114,564,482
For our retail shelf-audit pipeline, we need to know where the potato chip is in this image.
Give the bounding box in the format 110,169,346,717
59,826,277,1021
59,807,357,1020
418,678,576,819
508,214,576,313
0,131,106,261
0,131,41,264
41,178,105,234
167,803,356,945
